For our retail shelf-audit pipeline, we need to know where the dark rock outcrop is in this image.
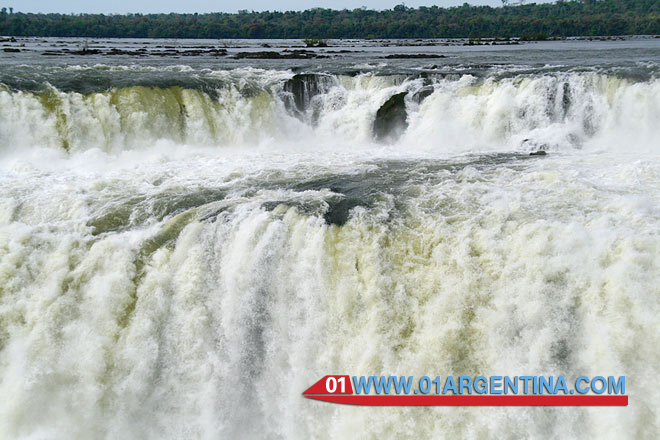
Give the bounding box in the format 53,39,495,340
70,49,102,55
282,74,331,113
373,92,408,141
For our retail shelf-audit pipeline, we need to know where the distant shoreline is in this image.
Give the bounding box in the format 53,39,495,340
1,1,658,40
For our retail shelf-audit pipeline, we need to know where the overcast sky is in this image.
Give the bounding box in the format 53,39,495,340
10,0,553,14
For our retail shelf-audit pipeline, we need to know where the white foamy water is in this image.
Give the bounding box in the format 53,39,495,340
1,41,659,439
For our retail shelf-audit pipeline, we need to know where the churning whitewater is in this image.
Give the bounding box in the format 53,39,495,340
1,38,659,439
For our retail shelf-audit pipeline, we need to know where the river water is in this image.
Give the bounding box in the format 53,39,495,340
1,37,659,439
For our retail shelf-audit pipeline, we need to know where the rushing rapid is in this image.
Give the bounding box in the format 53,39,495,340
1,37,659,439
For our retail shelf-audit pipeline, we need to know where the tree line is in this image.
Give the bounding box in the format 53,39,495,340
0,0,658,39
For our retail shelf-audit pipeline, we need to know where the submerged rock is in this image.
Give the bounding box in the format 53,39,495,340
522,138,550,155
383,53,446,59
411,86,434,104
107,48,147,56
373,92,408,141
233,50,319,60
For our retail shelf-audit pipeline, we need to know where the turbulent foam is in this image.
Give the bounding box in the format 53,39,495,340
1,150,659,439
1,63,660,439
0,70,658,154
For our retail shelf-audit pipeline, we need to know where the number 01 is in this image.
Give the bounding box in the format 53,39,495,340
326,376,345,393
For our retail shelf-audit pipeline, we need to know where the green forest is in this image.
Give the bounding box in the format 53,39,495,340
0,0,658,39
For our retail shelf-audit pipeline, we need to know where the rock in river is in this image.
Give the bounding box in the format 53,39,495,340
373,92,408,141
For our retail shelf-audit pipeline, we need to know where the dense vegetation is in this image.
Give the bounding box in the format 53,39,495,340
0,0,658,39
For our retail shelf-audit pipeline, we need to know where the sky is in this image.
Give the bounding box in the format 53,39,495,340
9,0,553,14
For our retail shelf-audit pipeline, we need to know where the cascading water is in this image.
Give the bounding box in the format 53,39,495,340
1,38,659,439
1,70,658,153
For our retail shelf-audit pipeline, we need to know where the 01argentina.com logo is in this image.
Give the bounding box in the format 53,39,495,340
303,375,628,406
